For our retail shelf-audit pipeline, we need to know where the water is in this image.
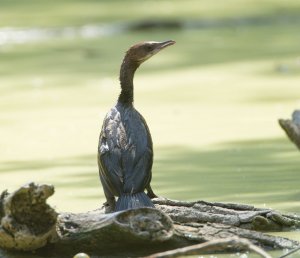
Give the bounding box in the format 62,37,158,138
1,15,300,46
1,12,300,258
0,23,125,45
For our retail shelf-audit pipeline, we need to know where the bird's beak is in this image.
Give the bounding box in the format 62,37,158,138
155,40,176,51
139,40,176,63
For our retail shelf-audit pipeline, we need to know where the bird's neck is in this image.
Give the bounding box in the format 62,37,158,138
118,56,140,105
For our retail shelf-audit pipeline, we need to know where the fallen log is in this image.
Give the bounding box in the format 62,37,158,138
0,183,299,257
279,110,300,150
154,198,300,231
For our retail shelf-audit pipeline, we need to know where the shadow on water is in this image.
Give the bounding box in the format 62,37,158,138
0,154,95,173
152,137,300,213
0,155,100,193
1,137,299,212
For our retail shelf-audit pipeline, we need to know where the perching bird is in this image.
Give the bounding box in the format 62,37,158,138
98,40,175,212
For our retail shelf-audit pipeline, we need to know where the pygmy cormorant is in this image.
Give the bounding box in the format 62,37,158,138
98,40,175,212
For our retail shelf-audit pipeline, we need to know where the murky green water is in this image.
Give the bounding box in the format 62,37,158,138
1,1,300,257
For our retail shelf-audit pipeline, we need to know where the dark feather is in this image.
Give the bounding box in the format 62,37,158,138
98,104,153,200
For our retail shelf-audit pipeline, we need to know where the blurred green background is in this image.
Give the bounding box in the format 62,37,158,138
1,0,300,220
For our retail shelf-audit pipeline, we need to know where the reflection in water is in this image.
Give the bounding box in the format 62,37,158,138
0,23,125,45
1,15,300,46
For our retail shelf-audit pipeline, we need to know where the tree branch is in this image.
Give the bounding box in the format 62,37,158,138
279,110,300,150
144,237,272,258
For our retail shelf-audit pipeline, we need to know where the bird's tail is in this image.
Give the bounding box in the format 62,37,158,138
115,192,154,212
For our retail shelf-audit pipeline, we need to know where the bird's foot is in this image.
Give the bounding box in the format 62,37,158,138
103,201,115,214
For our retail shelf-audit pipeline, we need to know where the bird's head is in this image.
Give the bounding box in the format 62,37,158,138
125,40,176,64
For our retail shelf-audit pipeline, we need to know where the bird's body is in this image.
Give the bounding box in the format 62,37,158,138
98,103,154,211
98,40,175,212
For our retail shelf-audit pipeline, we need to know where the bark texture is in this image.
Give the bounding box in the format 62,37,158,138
279,110,300,150
0,183,299,258
0,183,57,251
154,198,300,231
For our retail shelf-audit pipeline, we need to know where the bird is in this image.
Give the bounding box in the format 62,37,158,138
98,40,175,212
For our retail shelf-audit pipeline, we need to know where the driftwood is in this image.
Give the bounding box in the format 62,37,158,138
154,198,300,231
279,110,300,150
0,183,300,258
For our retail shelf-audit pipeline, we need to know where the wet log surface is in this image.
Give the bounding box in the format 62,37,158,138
279,110,300,150
0,183,299,257
154,198,300,231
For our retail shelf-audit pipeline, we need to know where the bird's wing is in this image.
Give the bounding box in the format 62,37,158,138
98,107,124,196
121,110,153,193
136,111,153,177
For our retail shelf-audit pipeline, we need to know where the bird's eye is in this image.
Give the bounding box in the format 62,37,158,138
146,45,153,51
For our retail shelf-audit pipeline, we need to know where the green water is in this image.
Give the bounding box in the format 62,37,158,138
1,1,300,257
